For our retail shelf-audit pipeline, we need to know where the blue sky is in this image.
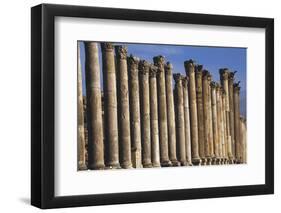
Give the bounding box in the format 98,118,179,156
79,41,246,117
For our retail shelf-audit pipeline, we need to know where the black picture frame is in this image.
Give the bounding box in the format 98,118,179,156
31,3,274,209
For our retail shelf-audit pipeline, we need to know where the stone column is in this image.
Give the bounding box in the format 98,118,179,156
216,85,223,164
174,74,187,166
240,117,247,164
101,43,120,169
149,65,161,167
115,46,132,169
184,60,201,165
154,56,172,167
202,70,211,165
165,62,180,166
139,60,152,168
128,55,142,168
207,74,214,164
221,90,228,164
78,42,87,170
211,82,219,164
195,65,206,165
228,71,236,161
234,82,241,163
182,77,192,166
84,41,105,170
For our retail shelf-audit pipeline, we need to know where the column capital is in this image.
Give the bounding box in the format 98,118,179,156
115,45,128,60
153,55,165,69
202,70,210,79
101,42,114,52
139,60,150,75
127,55,140,69
195,64,203,72
182,76,189,88
219,68,230,80
210,81,217,89
164,62,173,75
233,81,241,92
173,73,184,83
228,71,237,81
149,65,158,77
184,59,196,70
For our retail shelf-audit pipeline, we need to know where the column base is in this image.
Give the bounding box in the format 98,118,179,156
88,163,105,170
192,157,201,166
206,157,212,165
152,162,161,168
106,162,121,169
121,161,133,169
160,160,172,167
143,162,153,168
171,159,181,167
201,158,207,165
78,162,87,170
180,161,188,166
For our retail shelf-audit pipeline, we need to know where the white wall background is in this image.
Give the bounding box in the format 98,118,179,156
0,0,279,212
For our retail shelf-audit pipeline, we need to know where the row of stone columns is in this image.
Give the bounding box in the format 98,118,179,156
78,42,247,170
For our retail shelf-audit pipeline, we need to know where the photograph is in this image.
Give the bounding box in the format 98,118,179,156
77,41,247,171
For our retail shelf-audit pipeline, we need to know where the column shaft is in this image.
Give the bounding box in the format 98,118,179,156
240,117,247,164
228,72,236,161
149,66,161,167
208,74,214,164
216,86,223,164
165,62,179,166
115,46,132,169
184,60,201,165
139,60,152,168
234,83,241,163
85,42,105,169
154,56,171,167
174,74,187,166
211,82,219,164
128,55,142,168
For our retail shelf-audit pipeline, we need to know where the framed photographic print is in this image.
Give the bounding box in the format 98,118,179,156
31,3,274,209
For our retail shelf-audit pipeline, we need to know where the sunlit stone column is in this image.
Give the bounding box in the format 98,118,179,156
184,60,201,165
240,117,247,164
216,85,223,164
85,42,105,170
182,77,192,166
139,60,152,168
149,65,161,167
207,74,214,164
211,82,219,164
154,56,172,167
165,62,180,166
115,46,132,169
220,69,233,163
221,90,228,164
128,55,142,168
202,70,211,165
78,42,87,170
174,74,187,166
195,65,206,165
228,71,236,161
101,42,120,169
234,82,241,163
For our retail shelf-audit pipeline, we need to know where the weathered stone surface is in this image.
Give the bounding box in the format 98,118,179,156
128,55,142,168
165,62,180,166
184,60,201,165
149,65,161,167
228,71,236,160
101,42,120,169
234,82,241,163
115,45,132,169
240,117,247,164
211,82,219,164
174,74,187,166
139,60,152,168
85,42,105,170
154,55,172,167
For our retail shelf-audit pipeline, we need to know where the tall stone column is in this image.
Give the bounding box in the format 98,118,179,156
228,71,236,161
165,62,179,166
149,65,161,167
216,85,223,164
202,70,211,165
154,56,172,167
211,82,219,164
78,42,87,170
207,74,214,164
240,117,247,164
174,74,187,166
115,46,132,169
101,42,120,169
221,90,228,164
220,69,233,163
128,55,142,168
195,65,206,165
182,77,192,166
139,60,152,168
184,60,201,165
84,42,105,170
234,82,241,163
